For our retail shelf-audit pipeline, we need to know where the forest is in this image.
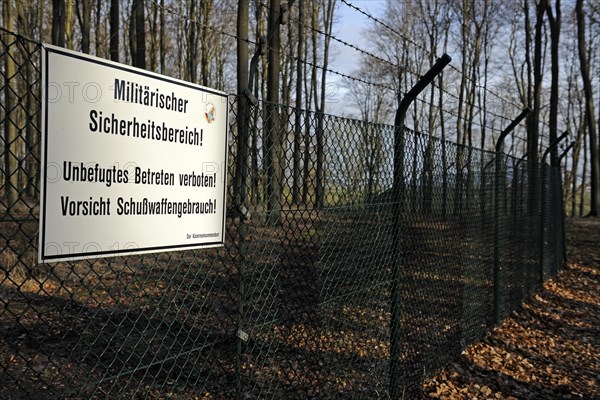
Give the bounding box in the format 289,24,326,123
2,0,600,216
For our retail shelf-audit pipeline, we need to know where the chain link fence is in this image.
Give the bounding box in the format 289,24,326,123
1,30,566,399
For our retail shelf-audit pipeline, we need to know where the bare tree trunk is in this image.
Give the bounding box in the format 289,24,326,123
420,0,442,215
76,0,91,54
260,6,268,202
440,23,449,218
160,0,165,73
282,17,294,109
109,0,119,61
266,0,282,225
580,127,588,216
252,2,266,204
129,0,145,69
234,0,249,208
187,0,197,82
315,0,336,210
65,0,74,48
16,2,39,199
304,0,319,205
199,0,213,87
52,0,66,47
566,60,584,217
135,0,145,68
3,0,18,210
571,122,583,216
176,2,184,78
252,71,260,204
453,0,469,218
479,13,491,220
293,0,304,204
302,11,313,204
95,0,102,57
149,0,158,71
576,0,599,216
38,0,45,41
528,0,545,216
546,0,561,166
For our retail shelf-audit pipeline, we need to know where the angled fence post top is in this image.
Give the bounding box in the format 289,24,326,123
559,141,576,164
516,152,529,169
495,108,531,153
396,54,452,122
543,130,569,163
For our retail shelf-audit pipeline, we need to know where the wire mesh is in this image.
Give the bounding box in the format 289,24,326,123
1,30,566,399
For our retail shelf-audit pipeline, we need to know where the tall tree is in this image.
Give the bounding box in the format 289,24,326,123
251,1,267,204
76,0,91,54
52,0,66,46
302,1,313,204
109,0,119,61
546,0,561,166
563,41,585,217
3,0,18,209
576,0,600,216
292,0,305,204
418,0,445,213
439,25,450,217
94,0,103,57
186,0,198,83
305,0,319,204
528,0,545,214
159,0,165,73
129,0,146,69
199,0,214,86
314,0,336,209
234,0,249,208
148,0,159,71
266,0,282,224
16,1,39,198
65,0,74,48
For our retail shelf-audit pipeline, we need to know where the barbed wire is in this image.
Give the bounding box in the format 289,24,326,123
339,0,432,59
339,0,527,114
297,58,397,92
153,1,257,46
0,9,556,159
153,0,397,94
413,95,506,137
153,0,541,148
256,0,415,75
428,79,526,127
155,0,518,130
445,63,525,111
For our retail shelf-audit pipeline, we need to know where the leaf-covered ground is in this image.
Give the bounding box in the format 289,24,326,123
422,218,600,400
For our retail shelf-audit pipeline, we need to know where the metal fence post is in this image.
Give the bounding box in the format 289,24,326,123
539,131,568,284
557,142,575,270
390,54,450,400
514,153,528,298
494,108,529,325
234,36,263,398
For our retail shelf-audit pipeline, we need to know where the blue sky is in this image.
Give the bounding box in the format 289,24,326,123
327,1,387,114
330,1,385,74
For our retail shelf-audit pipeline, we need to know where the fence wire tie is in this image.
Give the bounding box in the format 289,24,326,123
237,330,249,343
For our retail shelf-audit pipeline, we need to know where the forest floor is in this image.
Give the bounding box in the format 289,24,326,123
421,218,600,400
